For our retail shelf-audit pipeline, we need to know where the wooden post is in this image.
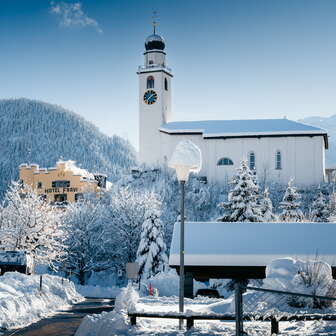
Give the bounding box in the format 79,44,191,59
39,275,42,291
184,272,194,298
271,317,279,334
186,317,194,330
130,315,136,326
235,281,244,336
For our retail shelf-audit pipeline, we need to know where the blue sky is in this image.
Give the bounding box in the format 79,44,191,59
1,0,336,149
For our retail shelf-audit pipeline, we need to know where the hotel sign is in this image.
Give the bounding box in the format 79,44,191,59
45,187,79,193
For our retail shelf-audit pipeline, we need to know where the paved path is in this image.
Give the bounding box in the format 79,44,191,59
1,297,115,336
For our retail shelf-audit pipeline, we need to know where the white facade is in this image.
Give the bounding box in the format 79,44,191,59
138,32,328,186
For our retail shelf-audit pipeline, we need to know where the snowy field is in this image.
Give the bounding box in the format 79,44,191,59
0,272,83,330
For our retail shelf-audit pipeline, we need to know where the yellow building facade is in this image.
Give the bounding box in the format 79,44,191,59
19,160,107,204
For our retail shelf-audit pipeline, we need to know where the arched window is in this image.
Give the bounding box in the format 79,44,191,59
217,157,234,166
164,78,168,91
147,76,154,89
248,152,255,170
275,150,282,169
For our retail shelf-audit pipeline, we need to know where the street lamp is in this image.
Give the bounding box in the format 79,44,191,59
169,140,202,330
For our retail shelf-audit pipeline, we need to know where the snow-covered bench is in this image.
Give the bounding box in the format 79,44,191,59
128,311,238,330
128,311,336,334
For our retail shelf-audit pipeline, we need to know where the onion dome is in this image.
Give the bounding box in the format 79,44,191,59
145,34,165,51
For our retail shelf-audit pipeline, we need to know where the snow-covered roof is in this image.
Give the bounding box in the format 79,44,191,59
160,119,328,147
169,222,336,267
57,160,95,180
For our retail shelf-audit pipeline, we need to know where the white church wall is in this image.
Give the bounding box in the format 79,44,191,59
160,132,326,186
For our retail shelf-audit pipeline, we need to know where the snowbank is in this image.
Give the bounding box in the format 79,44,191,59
0,272,83,329
75,285,138,336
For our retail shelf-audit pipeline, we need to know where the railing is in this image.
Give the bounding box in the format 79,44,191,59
138,65,172,73
234,281,336,336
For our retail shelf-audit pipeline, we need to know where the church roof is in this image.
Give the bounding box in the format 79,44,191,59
159,119,328,148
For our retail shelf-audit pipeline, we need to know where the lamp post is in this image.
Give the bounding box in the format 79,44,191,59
169,141,201,330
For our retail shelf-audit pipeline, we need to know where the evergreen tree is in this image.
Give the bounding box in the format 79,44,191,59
136,206,168,280
217,160,263,222
260,187,278,222
279,179,304,222
310,191,330,222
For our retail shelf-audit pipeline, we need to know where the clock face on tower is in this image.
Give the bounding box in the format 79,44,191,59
143,90,158,105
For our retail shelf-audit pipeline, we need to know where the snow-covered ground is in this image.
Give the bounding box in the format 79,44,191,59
75,285,336,336
0,272,83,330
76,259,336,335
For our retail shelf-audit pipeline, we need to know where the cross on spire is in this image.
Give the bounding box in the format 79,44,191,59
152,11,158,34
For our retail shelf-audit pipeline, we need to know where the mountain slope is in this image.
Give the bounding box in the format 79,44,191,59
299,115,336,167
0,98,136,196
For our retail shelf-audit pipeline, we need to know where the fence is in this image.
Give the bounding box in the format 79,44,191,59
235,281,336,336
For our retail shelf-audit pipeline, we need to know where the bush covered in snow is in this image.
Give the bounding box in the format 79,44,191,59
264,258,336,309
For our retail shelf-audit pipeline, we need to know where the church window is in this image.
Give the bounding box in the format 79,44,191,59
164,78,168,91
147,76,154,89
148,60,154,65
37,182,43,189
217,157,234,166
275,150,282,169
248,152,256,170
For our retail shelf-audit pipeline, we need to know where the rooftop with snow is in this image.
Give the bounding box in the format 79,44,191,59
169,222,336,279
160,119,328,145
20,160,96,181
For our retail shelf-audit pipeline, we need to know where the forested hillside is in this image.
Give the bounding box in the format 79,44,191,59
0,98,136,197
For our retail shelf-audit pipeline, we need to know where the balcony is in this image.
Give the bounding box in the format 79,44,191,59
138,64,172,74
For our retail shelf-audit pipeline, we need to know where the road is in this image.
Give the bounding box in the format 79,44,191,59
1,297,115,336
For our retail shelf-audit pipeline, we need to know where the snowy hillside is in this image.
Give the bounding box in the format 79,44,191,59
0,98,136,197
299,115,336,167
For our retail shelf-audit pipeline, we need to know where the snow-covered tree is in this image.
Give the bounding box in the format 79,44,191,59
136,205,168,280
217,160,263,222
0,181,65,268
260,187,278,222
279,179,304,222
62,197,105,284
310,191,330,222
105,187,161,267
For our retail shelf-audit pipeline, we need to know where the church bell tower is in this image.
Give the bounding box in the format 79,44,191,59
138,20,173,165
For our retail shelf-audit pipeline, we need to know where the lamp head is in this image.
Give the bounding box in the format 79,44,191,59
168,140,202,182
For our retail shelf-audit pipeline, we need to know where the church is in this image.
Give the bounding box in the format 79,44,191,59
138,28,328,186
